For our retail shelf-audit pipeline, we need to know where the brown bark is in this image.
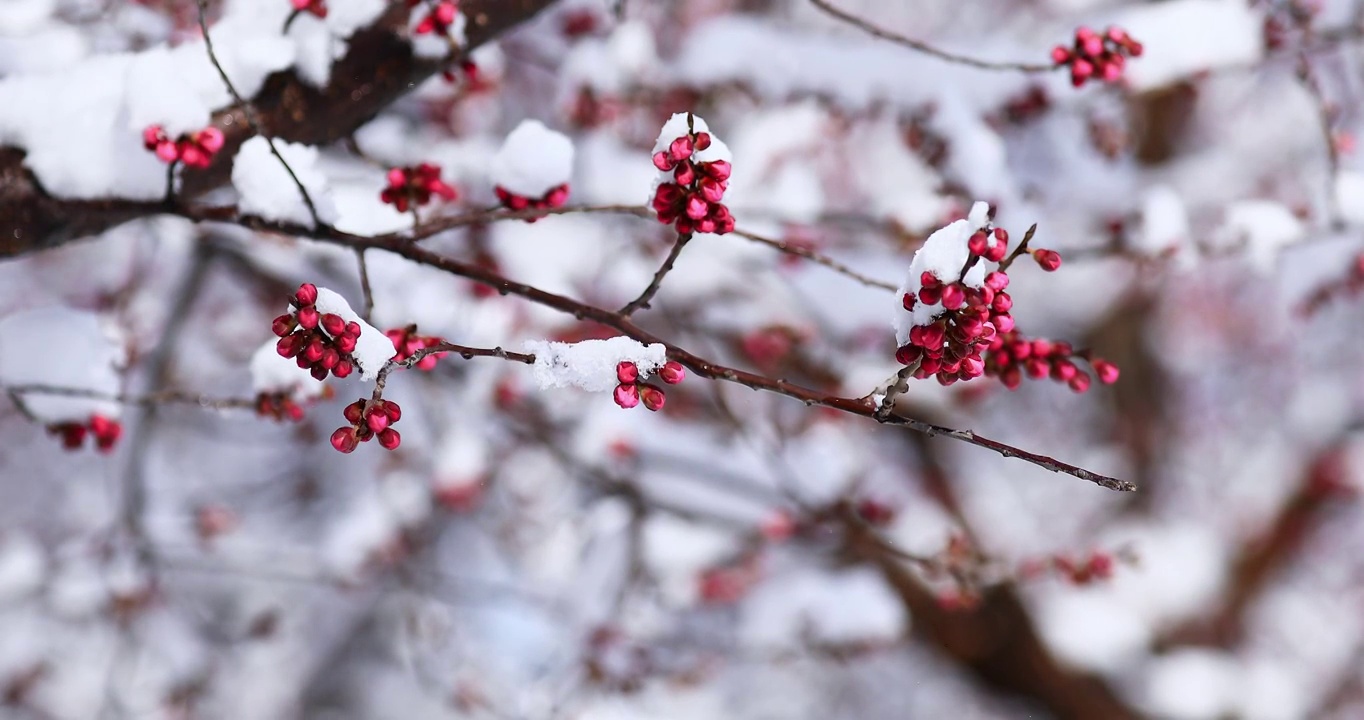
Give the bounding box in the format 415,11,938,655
0,0,556,259
841,509,1140,720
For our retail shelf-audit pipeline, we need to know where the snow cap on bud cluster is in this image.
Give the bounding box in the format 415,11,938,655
1051,26,1143,87
331,398,403,453
523,335,668,395
272,285,396,382
648,113,735,236
381,163,458,213
892,202,1021,386
142,124,225,168
490,120,574,215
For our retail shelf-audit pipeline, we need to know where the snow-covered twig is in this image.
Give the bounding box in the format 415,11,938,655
4,384,256,411
809,0,1056,73
195,0,323,227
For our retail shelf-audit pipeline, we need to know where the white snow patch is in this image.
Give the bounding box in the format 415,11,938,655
232,136,339,228
892,201,994,345
0,307,125,423
1140,649,1240,720
1135,185,1191,257
490,120,575,198
1214,200,1305,273
1335,170,1364,226
248,339,324,399
0,535,46,604
523,337,667,393
641,515,740,607
312,287,395,381
1116,0,1264,91
741,567,905,648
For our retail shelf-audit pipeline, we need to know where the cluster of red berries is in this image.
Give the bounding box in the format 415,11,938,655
256,392,307,422
290,0,326,18
983,333,1119,393
142,125,225,168
896,268,1014,386
386,325,447,370
411,0,459,35
331,398,403,453
1020,550,1119,586
1051,26,1143,87
494,184,570,215
49,415,122,453
381,164,458,213
612,360,684,411
273,283,360,381
650,131,735,235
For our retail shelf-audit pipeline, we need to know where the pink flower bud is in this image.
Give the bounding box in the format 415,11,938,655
346,322,362,338
941,283,965,310
197,127,224,153
1051,46,1071,65
968,231,988,256
709,160,731,182
1093,359,1120,384
435,1,456,25
984,271,1009,291
698,178,726,203
1051,359,1078,382
142,125,163,150
652,151,673,171
303,339,324,363
295,283,318,306
272,314,295,337
1068,372,1092,393
331,427,358,453
895,344,921,365
902,293,916,311
1034,249,1062,271
333,359,354,378
639,384,666,411
616,361,638,384
545,185,569,207
321,313,346,337
378,428,402,450
320,348,339,370
1001,365,1022,389
613,383,640,409
387,167,407,188
993,313,1015,333
296,306,319,330
659,361,685,385
155,142,179,163
992,292,1013,313
344,400,365,424
685,195,709,220
383,400,402,422
693,132,712,151
365,408,389,433
985,241,1008,262
669,136,694,162
674,163,696,186
276,334,302,358
1071,59,1094,86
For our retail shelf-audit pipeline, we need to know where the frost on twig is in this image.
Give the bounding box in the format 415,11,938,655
523,337,667,392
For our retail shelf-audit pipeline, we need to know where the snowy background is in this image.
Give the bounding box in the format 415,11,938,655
1,0,1364,718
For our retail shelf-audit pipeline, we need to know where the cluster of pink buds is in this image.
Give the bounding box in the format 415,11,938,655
612,360,684,411
290,0,326,18
983,332,1119,393
1051,26,1143,87
896,267,1014,386
650,120,735,235
331,398,402,453
142,125,225,168
385,325,447,370
381,164,458,213
273,283,360,381
48,415,122,453
410,0,458,35
1019,550,1121,586
494,184,569,214
256,392,306,422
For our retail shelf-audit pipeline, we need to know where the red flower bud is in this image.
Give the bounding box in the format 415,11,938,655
378,428,401,450
331,427,358,453
616,361,638,384
295,283,318,306
639,384,666,411
614,383,639,409
659,361,685,385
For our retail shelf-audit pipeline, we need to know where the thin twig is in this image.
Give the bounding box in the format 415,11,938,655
1297,52,1345,229
370,342,536,400
730,227,898,291
809,0,1056,72
621,232,691,315
4,384,257,411
354,247,374,321
195,0,323,228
